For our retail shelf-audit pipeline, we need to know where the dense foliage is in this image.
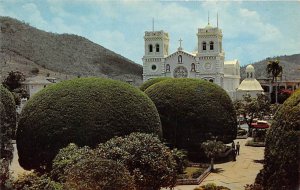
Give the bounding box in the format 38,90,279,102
16,78,162,172
201,140,227,171
194,183,231,190
145,78,237,153
234,93,270,133
2,71,28,105
140,77,172,91
14,133,178,190
65,158,135,190
97,133,177,190
256,89,299,190
0,85,16,189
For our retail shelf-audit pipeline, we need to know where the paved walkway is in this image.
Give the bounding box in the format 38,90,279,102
168,138,264,190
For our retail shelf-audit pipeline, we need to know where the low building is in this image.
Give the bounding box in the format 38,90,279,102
22,76,56,97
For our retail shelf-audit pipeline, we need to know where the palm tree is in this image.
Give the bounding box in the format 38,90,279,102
266,59,283,104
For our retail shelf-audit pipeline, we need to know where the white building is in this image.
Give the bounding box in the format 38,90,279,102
236,65,264,100
22,76,56,97
142,22,240,100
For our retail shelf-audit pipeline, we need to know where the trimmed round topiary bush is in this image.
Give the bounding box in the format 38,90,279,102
0,85,16,140
16,78,162,171
144,78,237,153
140,77,172,91
257,89,300,190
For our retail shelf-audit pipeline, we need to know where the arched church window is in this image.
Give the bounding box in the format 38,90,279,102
166,64,170,72
149,44,153,52
250,73,253,78
155,44,160,52
210,41,214,50
202,42,206,50
178,55,182,63
191,63,196,72
247,72,249,78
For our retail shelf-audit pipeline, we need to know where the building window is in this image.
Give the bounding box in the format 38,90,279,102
151,65,157,71
166,64,170,72
210,41,214,50
155,44,160,52
149,44,153,52
209,79,214,83
202,42,206,50
191,63,196,72
178,55,182,63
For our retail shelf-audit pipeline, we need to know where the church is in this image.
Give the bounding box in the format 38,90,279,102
142,20,240,100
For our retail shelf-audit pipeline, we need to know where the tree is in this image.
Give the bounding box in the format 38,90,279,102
234,93,270,134
65,158,135,190
51,143,90,182
256,89,300,190
2,71,25,91
16,78,162,172
2,71,28,105
145,78,237,157
0,85,16,189
139,77,172,91
96,133,178,190
201,140,227,171
266,59,283,104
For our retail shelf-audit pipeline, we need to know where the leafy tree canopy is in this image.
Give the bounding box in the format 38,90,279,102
96,132,178,190
257,89,300,190
16,78,162,172
2,71,25,91
140,77,172,91
145,78,237,153
234,93,270,131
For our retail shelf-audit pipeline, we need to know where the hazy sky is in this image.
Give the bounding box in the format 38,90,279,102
1,0,300,66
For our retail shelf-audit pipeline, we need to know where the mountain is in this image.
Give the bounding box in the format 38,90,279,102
0,16,143,85
240,54,300,80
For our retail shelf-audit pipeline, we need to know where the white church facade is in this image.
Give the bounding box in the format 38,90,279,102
142,22,240,100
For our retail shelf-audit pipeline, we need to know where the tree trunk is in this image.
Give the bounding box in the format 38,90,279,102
275,78,278,104
210,157,214,171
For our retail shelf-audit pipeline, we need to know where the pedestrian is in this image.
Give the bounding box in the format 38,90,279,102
231,141,235,150
232,148,236,161
236,142,240,155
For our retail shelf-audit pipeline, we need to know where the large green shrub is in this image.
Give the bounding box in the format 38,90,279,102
0,85,16,141
65,158,135,190
16,78,162,171
257,89,300,190
144,78,237,153
0,85,16,189
139,77,172,91
97,132,177,190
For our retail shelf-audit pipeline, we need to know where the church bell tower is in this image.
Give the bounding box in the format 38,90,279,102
196,14,225,87
142,30,169,81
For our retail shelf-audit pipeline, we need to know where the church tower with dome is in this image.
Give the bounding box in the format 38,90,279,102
142,18,240,100
236,64,264,100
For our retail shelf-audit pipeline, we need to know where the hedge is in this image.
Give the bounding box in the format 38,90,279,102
0,85,16,141
16,78,162,171
140,77,172,91
257,89,300,190
144,78,237,154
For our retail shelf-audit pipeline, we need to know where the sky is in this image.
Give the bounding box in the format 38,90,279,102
1,0,300,66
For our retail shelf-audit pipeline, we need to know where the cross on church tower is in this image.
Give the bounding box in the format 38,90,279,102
178,38,183,51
